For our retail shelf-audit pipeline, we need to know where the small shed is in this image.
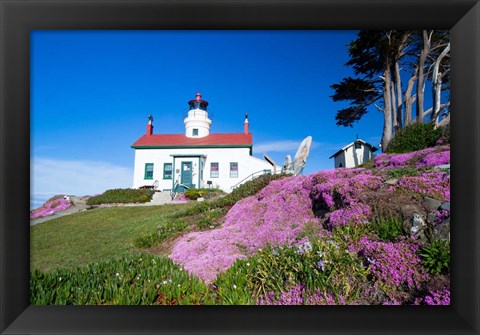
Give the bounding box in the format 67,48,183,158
329,139,379,168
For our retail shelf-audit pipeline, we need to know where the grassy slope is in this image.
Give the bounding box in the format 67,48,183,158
30,203,192,272
31,173,286,273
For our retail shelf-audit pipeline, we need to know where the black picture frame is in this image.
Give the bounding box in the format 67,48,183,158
1,0,479,334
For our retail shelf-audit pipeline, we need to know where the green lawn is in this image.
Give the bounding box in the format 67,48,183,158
31,174,287,273
30,203,191,272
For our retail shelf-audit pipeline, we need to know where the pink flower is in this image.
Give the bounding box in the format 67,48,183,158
30,197,72,219
170,175,318,282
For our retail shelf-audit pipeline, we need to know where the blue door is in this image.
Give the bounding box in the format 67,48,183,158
181,161,193,189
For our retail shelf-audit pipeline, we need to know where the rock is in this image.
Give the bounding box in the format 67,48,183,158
434,164,451,170
431,217,450,241
427,212,437,224
385,178,398,185
197,197,205,202
403,213,427,240
400,205,423,219
439,202,450,211
423,197,442,211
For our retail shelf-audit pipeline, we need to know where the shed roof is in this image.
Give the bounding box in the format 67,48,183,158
329,139,379,159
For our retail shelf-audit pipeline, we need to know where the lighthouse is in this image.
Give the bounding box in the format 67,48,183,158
131,92,279,193
184,92,212,138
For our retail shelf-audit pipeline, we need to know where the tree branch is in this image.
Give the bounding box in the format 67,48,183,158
374,103,384,112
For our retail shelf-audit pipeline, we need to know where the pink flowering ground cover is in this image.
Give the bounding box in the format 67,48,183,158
30,196,72,219
373,145,450,169
422,288,450,305
170,175,318,282
397,171,450,201
349,236,428,293
170,145,450,289
257,284,346,305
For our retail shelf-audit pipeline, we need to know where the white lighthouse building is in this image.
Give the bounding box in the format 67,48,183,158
131,93,276,193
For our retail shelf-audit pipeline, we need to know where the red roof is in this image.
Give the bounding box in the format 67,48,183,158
132,133,252,148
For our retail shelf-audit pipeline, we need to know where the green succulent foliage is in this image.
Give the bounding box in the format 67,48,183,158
385,167,419,179
196,208,225,230
133,220,187,248
386,122,444,154
369,217,406,242
214,238,369,305
419,239,450,275
30,254,214,305
86,188,154,205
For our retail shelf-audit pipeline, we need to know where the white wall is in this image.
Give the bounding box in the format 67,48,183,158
184,110,211,138
335,145,373,168
133,147,273,192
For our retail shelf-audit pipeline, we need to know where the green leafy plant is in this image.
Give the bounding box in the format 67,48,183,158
86,189,154,205
369,217,406,242
215,238,368,304
385,167,419,179
30,254,214,305
134,220,187,248
184,189,204,200
386,122,443,154
419,239,450,275
196,208,224,230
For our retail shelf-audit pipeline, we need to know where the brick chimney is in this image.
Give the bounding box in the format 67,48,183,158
244,113,249,134
146,114,154,136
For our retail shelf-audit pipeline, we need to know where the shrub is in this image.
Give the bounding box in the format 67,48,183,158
30,254,214,305
225,173,289,206
86,188,154,205
418,239,450,275
386,122,443,153
184,189,203,200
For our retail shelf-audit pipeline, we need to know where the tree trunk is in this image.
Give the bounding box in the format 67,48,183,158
431,43,450,126
437,113,450,128
381,65,393,151
416,30,431,123
391,81,398,134
404,66,418,127
394,61,403,131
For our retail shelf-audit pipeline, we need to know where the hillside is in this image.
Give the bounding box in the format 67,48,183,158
30,145,450,305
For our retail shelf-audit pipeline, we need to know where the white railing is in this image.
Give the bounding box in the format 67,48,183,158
230,169,272,191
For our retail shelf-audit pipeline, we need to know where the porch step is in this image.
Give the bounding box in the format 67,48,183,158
149,191,174,205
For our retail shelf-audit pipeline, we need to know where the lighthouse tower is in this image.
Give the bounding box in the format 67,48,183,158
184,92,212,138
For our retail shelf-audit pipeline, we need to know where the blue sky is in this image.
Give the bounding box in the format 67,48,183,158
31,30,384,208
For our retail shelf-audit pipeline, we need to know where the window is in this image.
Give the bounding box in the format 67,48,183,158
210,162,219,178
193,128,199,136
230,162,238,178
354,142,362,149
144,163,154,179
163,163,173,179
